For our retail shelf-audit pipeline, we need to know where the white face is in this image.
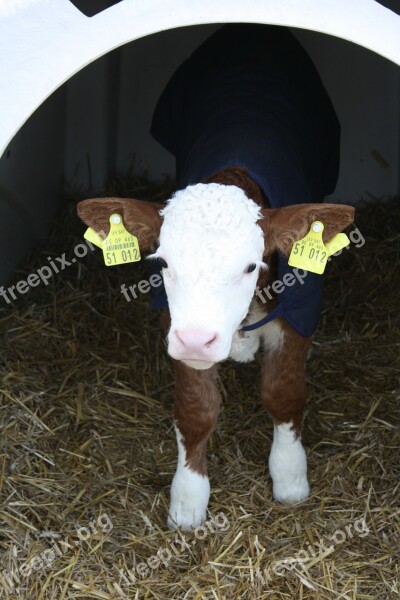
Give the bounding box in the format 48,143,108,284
153,183,265,370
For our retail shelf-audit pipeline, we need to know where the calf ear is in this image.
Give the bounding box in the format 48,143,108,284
77,197,163,251
259,203,355,256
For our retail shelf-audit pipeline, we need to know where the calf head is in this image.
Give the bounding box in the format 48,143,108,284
78,184,354,369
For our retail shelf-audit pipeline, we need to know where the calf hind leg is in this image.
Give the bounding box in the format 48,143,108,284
261,323,312,503
168,361,221,530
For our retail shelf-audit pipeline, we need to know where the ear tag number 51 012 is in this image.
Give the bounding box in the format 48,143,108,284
288,221,350,275
102,213,141,267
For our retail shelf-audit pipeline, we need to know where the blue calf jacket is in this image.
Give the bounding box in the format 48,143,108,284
149,24,340,337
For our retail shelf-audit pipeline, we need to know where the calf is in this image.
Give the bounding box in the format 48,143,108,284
78,24,354,530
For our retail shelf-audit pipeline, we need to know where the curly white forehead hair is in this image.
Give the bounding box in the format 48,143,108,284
161,182,263,232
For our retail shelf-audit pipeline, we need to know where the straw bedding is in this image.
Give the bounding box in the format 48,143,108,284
0,176,399,600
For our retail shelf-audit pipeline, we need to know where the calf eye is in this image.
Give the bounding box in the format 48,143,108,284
246,263,257,273
157,257,168,269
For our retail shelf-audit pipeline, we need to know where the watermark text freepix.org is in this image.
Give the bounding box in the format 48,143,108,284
2,512,113,593
119,225,365,303
254,515,369,584
0,240,95,304
120,273,163,302
114,511,230,594
0,0,50,17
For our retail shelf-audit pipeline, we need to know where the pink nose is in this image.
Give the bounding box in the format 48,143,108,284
174,329,218,354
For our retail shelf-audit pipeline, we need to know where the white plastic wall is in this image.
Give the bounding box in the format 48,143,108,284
0,0,399,285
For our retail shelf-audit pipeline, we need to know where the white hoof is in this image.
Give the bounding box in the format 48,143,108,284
168,469,210,530
272,475,310,503
168,426,210,530
269,422,310,504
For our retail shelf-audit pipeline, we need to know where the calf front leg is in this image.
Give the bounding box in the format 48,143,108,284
261,321,312,503
168,360,221,530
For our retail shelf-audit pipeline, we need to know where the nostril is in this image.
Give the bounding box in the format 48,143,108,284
205,334,217,348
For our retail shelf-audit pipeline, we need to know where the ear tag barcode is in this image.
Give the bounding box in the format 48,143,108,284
288,221,329,275
102,213,141,267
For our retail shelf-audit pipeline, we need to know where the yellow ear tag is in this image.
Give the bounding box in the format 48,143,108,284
84,227,105,249
102,213,141,267
288,221,329,275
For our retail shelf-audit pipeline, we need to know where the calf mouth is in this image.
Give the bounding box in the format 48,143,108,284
181,359,216,370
